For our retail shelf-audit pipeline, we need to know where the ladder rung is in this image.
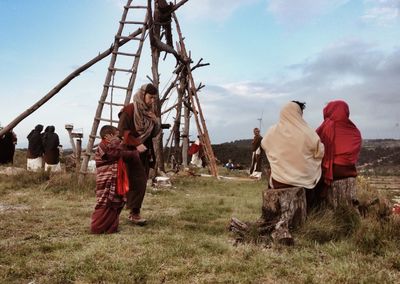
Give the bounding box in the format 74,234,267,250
113,51,139,57
120,21,146,25
103,101,125,107
115,35,142,41
104,84,129,90
109,67,134,73
125,5,147,9
96,117,120,124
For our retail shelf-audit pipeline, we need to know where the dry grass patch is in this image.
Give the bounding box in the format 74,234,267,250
0,173,399,283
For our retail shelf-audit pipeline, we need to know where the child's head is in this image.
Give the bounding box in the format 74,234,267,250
99,125,118,139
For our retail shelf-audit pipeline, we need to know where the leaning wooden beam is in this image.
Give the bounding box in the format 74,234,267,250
173,13,218,177
0,28,144,138
160,71,181,104
161,102,179,115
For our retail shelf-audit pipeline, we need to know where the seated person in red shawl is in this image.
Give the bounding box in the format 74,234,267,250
188,137,203,168
316,100,362,196
90,125,138,234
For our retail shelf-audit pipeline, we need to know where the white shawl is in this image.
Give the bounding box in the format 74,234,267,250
261,102,324,189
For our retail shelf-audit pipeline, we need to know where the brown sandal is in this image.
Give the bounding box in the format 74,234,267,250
128,214,147,226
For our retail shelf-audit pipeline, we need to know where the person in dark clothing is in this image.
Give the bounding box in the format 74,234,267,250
118,83,161,225
42,125,61,172
249,127,263,179
0,128,17,164
27,124,44,171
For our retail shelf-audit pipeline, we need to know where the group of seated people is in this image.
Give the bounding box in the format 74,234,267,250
26,124,62,172
224,160,243,171
262,100,362,209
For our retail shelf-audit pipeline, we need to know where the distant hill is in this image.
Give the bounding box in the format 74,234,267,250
212,139,400,174
212,139,257,166
11,139,400,175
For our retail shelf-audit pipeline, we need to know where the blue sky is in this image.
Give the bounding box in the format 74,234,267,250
1,0,400,148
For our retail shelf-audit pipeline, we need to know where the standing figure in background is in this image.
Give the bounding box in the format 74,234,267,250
249,127,263,179
118,83,161,226
261,101,324,193
42,125,62,172
0,127,17,165
316,100,362,198
91,125,138,234
27,124,44,171
188,136,203,168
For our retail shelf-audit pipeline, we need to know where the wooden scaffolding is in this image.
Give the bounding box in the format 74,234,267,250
0,0,218,177
79,0,218,177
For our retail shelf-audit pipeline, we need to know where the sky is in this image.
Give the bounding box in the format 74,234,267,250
1,0,400,149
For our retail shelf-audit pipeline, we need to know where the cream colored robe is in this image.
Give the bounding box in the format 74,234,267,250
261,102,324,189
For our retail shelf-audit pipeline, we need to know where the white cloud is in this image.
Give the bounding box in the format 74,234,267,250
362,0,400,26
197,40,400,142
221,82,287,99
267,0,349,25
106,0,125,10
178,0,258,21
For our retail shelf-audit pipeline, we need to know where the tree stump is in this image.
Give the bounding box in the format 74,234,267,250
261,187,307,245
326,177,357,209
229,187,307,245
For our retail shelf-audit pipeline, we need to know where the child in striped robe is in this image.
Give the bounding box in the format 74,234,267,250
90,125,137,234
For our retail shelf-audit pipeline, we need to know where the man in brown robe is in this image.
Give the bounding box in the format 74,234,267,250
249,128,263,179
118,83,160,225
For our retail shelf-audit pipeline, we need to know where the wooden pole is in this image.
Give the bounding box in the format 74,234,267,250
75,138,82,174
148,0,165,174
173,13,218,177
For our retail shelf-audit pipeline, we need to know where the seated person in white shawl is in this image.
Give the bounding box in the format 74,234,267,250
261,101,324,190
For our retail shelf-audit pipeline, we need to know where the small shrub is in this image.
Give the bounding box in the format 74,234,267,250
352,214,400,255
353,218,386,255
41,173,95,194
297,205,360,243
10,170,50,187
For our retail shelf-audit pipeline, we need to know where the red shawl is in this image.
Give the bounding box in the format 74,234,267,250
316,100,362,185
116,158,129,196
100,138,130,196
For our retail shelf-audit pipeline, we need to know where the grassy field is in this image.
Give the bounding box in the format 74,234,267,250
0,168,400,283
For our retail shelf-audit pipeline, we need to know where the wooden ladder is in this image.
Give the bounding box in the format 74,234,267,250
80,0,149,175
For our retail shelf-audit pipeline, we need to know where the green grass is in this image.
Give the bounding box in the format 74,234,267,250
0,171,399,283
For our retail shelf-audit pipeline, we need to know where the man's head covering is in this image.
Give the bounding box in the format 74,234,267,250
142,83,158,95
316,100,362,185
34,124,44,132
130,84,161,143
261,102,324,189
